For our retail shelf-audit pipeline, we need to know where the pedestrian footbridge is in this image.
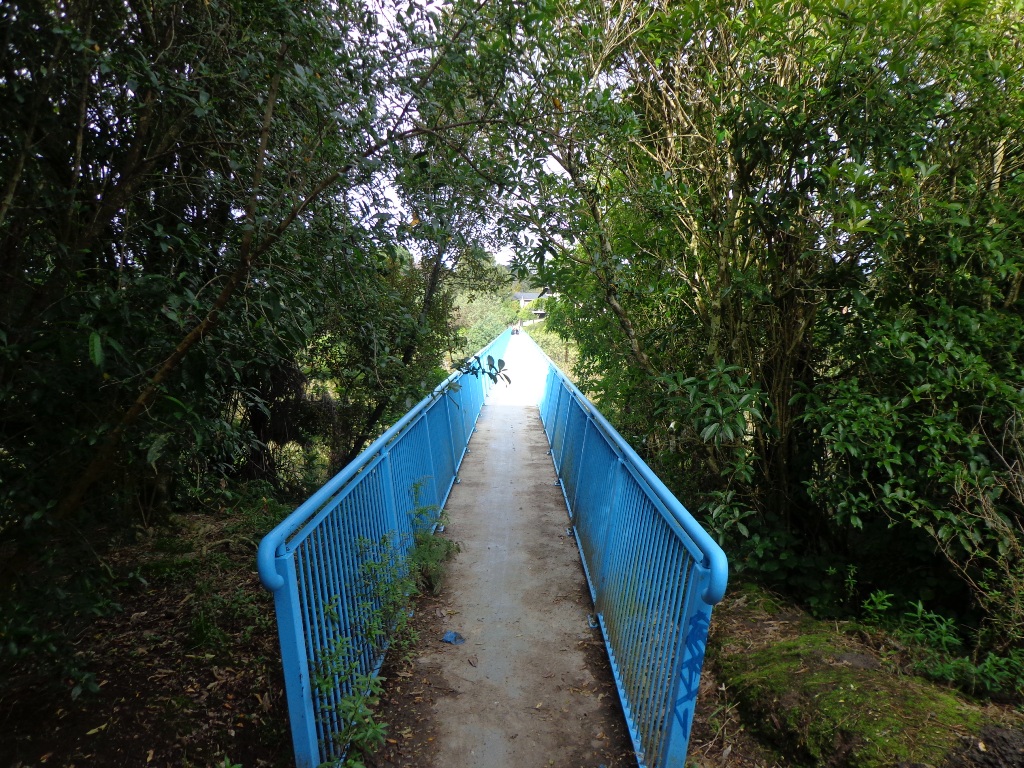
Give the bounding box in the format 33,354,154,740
257,330,728,768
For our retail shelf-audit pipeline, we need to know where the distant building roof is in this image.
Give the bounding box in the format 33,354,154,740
513,291,543,302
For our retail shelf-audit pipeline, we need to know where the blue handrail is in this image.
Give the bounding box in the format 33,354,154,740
257,330,511,767
258,328,725,768
543,369,727,605
533,335,728,767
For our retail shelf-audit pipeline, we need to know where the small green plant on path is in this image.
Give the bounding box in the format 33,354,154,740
410,529,460,595
312,486,460,766
408,479,461,596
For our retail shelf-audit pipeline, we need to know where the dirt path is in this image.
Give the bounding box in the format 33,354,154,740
406,336,637,767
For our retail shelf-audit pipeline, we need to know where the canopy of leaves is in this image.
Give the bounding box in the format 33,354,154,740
509,0,1024,648
0,0,536,685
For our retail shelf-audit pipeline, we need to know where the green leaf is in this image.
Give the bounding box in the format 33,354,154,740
88,332,104,368
146,434,170,467
700,422,721,442
164,395,192,414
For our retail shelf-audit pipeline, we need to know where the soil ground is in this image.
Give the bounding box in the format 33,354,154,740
0,513,293,768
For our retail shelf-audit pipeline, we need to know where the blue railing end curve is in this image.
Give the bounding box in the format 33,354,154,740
257,533,287,592
701,539,729,605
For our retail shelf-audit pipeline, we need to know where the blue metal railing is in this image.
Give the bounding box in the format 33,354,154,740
257,330,511,768
536,340,728,768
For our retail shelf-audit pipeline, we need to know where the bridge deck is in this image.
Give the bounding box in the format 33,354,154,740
413,334,633,766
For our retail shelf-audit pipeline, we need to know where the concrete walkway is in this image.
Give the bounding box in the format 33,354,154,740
414,335,634,767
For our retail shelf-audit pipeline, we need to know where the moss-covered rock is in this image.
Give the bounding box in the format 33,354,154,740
709,585,1022,767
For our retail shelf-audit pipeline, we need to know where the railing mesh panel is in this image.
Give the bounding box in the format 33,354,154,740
538,343,727,768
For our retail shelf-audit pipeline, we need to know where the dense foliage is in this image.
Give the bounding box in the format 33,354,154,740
510,0,1024,653
4,0,1023,708
0,0,528,685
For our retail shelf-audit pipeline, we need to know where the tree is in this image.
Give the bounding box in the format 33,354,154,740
0,0,544,685
0,0,538,528
508,0,1024,638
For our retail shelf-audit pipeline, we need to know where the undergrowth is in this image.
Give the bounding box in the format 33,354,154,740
0,480,292,698
861,590,1024,699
